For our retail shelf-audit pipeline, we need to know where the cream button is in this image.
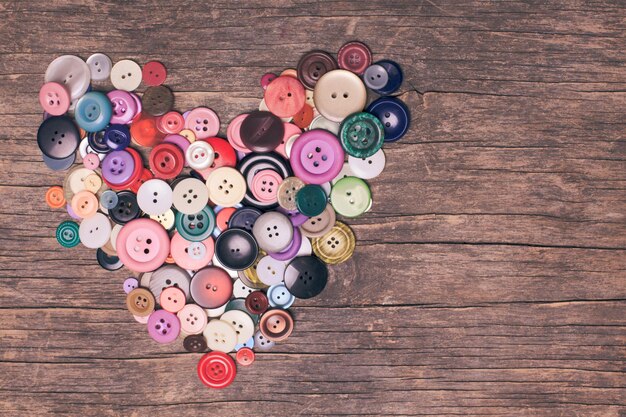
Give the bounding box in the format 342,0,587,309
110,59,142,91
172,178,209,215
203,319,238,353
206,167,247,207
220,309,255,345
313,69,367,123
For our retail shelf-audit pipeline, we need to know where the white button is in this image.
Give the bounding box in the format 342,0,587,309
150,208,176,230
220,310,255,345
79,212,112,249
297,236,313,257
110,59,142,91
256,255,287,286
185,141,215,170
313,69,367,123
205,301,229,318
254,330,275,351
348,149,386,179
188,242,206,259
68,167,96,194
309,114,340,135
172,178,209,215
45,55,91,100
177,303,208,335
206,167,247,207
331,162,355,185
203,319,238,353
86,53,112,82
252,211,294,253
137,179,173,216
232,278,255,298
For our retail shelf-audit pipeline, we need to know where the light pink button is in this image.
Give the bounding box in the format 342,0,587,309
226,114,252,153
177,303,208,335
251,169,283,203
170,232,215,271
275,122,301,159
116,218,170,272
160,286,186,313
184,107,220,139
83,153,100,170
39,82,71,116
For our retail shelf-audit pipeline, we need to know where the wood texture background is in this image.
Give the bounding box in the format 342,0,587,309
1,1,625,416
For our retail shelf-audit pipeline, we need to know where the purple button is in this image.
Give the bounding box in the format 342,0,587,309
261,73,277,90
66,202,81,220
102,150,135,185
107,90,137,124
123,277,139,294
163,134,190,164
290,129,345,184
130,93,142,117
147,309,180,344
277,206,308,227
268,226,302,261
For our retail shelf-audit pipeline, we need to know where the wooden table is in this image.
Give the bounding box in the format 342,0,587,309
1,1,624,416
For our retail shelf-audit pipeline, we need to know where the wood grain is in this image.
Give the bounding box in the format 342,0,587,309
0,1,625,416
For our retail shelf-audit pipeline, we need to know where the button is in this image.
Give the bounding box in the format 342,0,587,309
292,103,314,129
331,162,355,185
245,291,269,315
71,190,98,218
259,308,294,342
137,179,173,216
43,152,75,171
147,309,180,344
44,55,90,100
337,41,372,75
126,288,155,317
254,330,275,351
313,69,366,123
267,283,295,309
289,129,345,184
190,266,233,308
214,228,259,270
109,190,141,225
251,169,282,204
149,143,184,179
97,249,123,271
175,205,216,242
178,303,208,335
203,319,238,353
267,224,302,261
277,176,305,211
366,96,410,142
164,134,190,158
297,51,338,90
300,203,336,238
107,90,138,125
363,60,403,95
348,149,386,179
256,255,287,286
284,255,329,298
37,116,80,160
78,212,111,249
199,137,237,172
239,110,284,152
330,176,371,218
186,141,214,170
206,167,247,207
83,153,100,170
232,278,255,299
172,177,209,214
159,111,184,134
130,114,164,147
252,211,293,253
151,208,176,231
339,112,385,158
261,72,277,89
185,107,220,140
101,150,134,186
263,75,306,118
188,242,207,259
226,114,251,153
143,85,174,116
170,232,214,271
197,351,236,389
56,220,80,248
238,153,292,209
86,53,112,82
312,221,356,264
362,64,387,91
110,59,142,91
160,286,187,313
276,122,303,160
183,334,208,352
142,61,167,86
309,114,340,135
236,347,255,366
296,184,327,217
215,206,236,232
39,82,70,116
46,186,66,209
221,309,254,345
228,206,262,233
123,277,138,294
115,218,171,272
75,91,113,132
149,264,191,302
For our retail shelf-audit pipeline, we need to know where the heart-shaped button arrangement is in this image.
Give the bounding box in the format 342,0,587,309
38,41,410,388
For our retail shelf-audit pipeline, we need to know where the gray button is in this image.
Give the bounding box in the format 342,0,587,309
252,211,293,253
149,265,191,303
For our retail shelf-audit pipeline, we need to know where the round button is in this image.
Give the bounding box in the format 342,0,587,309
186,141,215,170
98,248,123,271
337,41,372,75
261,72,277,89
126,288,155,317
142,61,167,86
123,277,138,294
236,347,255,366
159,111,184,134
149,264,191,302
104,124,131,150
46,186,66,209
171,177,209,215
151,208,176,231
215,207,236,232
309,114,340,135
297,51,338,90
185,107,220,140
75,91,112,132
190,267,233,309
214,228,259,271
226,114,251,153
251,169,283,204
266,283,295,309
175,205,216,242
277,176,305,211
339,112,385,158
147,309,181,344
178,303,209,335
252,211,293,253
170,232,214,271
203,319,238,353
160,286,187,313
330,176,371,218
44,55,90,100
39,82,70,116
137,179,173,216
71,190,98,218
259,309,294,342
206,167,247,207
256,255,287,286
37,116,80,160
363,60,403,95
183,334,208,352
107,90,138,125
221,309,254,345
109,191,141,225
149,143,184,179
254,330,275,351
232,278,255,299
292,103,314,129
348,149,386,179
115,218,170,272
263,75,306,118
43,152,75,171
102,150,135,186
267,225,302,261
284,255,329,298
312,221,356,264
86,53,112,82
289,129,345,184
296,184,327,217
228,206,262,233
131,114,165,147
239,111,284,152
197,351,236,389
143,85,174,117
56,221,80,248
78,212,112,249
110,59,142,91
83,153,100,170
245,291,269,315
313,69,366,123
366,96,410,142
300,203,336,238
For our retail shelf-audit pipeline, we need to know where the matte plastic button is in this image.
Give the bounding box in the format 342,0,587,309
256,255,287,286
297,51,338,90
83,153,100,170
185,107,220,140
137,179,172,216
175,205,216,242
102,150,134,185
183,334,208,352
366,96,410,142
142,61,167,86
221,309,254,345
289,129,345,184
337,41,372,75
78,212,112,249
115,218,171,272
172,177,209,215
86,53,112,82
126,288,155,317
312,221,356,264
37,116,80,160
254,330,275,351
159,111,184,134
151,208,176,231
170,232,214,270
143,85,174,116
203,319,238,353
206,167,247,207
56,220,80,248
110,59,142,91
251,169,282,204
245,291,269,315
296,184,327,217
264,75,306,118
330,176,371,218
46,186,66,209
160,286,187,313
339,112,385,158
239,110,284,152
259,308,294,341
348,149,386,179
232,278,255,299
44,55,91,100
236,347,255,366
300,203,336,238
214,228,259,271
252,211,293,253
123,277,138,294
149,143,184,179
39,82,70,115
266,283,295,309
178,303,208,335
313,69,367,123
147,309,181,344
190,267,233,309
197,351,236,389
186,141,215,170
75,91,113,132
71,190,98,218
107,90,138,125
284,255,329,298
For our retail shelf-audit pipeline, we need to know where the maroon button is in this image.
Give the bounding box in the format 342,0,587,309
296,51,338,90
236,347,255,366
337,41,372,75
239,110,284,152
245,290,269,315
189,266,233,309
259,309,294,342
142,61,167,86
149,142,184,179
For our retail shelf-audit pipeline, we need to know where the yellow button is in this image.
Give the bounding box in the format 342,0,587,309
313,69,367,123
242,250,269,289
206,167,247,207
83,173,102,193
150,208,176,230
312,221,356,264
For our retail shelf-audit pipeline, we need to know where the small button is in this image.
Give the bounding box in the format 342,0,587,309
46,186,66,209
149,264,191,302
170,232,214,271
39,82,70,116
160,286,187,313
236,347,255,366
126,288,155,317
206,167,247,207
86,53,112,82
366,96,410,142
190,266,233,309
185,107,220,140
123,277,138,294
339,112,385,158
143,85,174,116
348,149,386,179
289,129,345,184
263,75,306,118
239,110,285,152
175,205,216,242
110,59,142,91
78,212,112,249
107,90,138,124
142,61,167,86
300,203,336,238
203,319,238,353
313,69,366,123
251,169,283,204
115,218,171,272
259,308,294,342
109,190,141,225
197,351,237,389
159,111,184,134
252,211,293,253
37,116,80,160
363,60,403,95
101,150,135,186
296,184,327,217
56,220,80,248
221,309,255,345
254,330,275,351
83,153,100,170
75,91,113,132
44,55,90,100
297,50,338,90
183,334,208,352
214,228,259,271
137,179,173,216
337,41,372,75
186,141,215,170
71,190,98,218
178,303,208,335
149,143,185,179
284,255,329,298
277,176,305,211
266,283,295,309
147,309,180,344
245,291,269,315
256,255,287,286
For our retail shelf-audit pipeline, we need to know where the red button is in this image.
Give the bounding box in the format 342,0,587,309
337,41,372,75
197,351,236,389
195,137,238,179
158,111,184,134
236,347,255,366
292,103,314,129
263,76,306,118
130,113,164,147
260,73,277,90
142,61,167,86
129,168,154,194
216,207,236,231
245,291,269,315
149,142,184,179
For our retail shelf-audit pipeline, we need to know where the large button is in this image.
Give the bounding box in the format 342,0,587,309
170,232,214,270
190,267,233,308
363,60,403,95
232,278,256,299
263,76,306,118
44,55,90,100
86,53,112,82
149,143,184,179
186,141,214,170
259,309,294,342
239,110,284,152
116,218,170,272
330,176,371,218
142,61,167,86
267,283,295,309
221,309,254,345
254,330,275,351
39,82,70,116
183,334,208,352
366,96,410,142
214,228,259,270
137,179,173,216
348,149,386,179
197,351,236,389
313,69,366,123
252,211,293,253
178,303,208,335
149,264,191,302
300,203,336,238
289,129,345,184
143,85,174,116
110,59,142,91
228,206,262,233
175,205,216,242
206,167,247,207
203,319,238,353
75,91,112,132
297,51,338,90
256,255,287,286
185,107,220,139
78,212,111,249
339,112,385,158
126,288,155,317
107,90,138,125
109,190,141,225
296,184,327,217
284,255,329,298
147,310,180,344
245,291,269,315
37,116,80,160
160,286,187,313
56,220,80,248
172,177,209,215
337,41,372,75
267,224,302,261
277,176,305,211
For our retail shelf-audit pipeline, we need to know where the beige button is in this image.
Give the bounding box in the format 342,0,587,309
313,69,366,123
179,129,196,143
206,167,247,207
172,178,209,215
177,303,208,335
110,223,122,251
300,203,336,238
126,288,155,317
110,59,142,91
220,309,254,345
150,208,175,230
63,166,95,201
203,319,238,353
284,134,300,159
312,221,356,264
83,173,102,193
277,176,306,211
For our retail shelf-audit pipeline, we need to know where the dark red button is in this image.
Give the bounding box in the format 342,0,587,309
142,61,167,86
149,142,184,179
261,72,277,90
297,51,338,90
236,347,255,366
292,103,314,129
245,290,269,315
239,110,284,152
189,266,233,309
197,351,236,389
337,41,372,75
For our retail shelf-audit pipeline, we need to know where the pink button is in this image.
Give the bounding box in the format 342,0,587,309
147,309,180,344
107,90,138,124
39,82,70,116
160,286,186,313
83,153,100,170
290,129,345,184
159,111,184,134
275,122,302,158
184,107,220,139
261,73,277,90
226,114,252,153
116,218,170,272
251,169,283,203
170,232,215,271
177,303,208,335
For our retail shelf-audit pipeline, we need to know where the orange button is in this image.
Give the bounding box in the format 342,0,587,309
160,286,186,313
70,190,98,218
46,186,66,209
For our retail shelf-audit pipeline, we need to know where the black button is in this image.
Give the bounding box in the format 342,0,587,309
237,152,292,209
37,116,80,159
96,249,123,271
283,255,328,299
239,110,284,152
109,190,141,225
142,85,174,117
214,228,259,271
183,334,208,353
228,206,263,232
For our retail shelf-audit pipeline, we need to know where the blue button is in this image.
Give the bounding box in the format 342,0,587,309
234,335,255,351
363,60,403,95
87,130,111,154
366,96,410,142
100,189,119,210
104,124,131,150
74,91,112,132
267,283,295,309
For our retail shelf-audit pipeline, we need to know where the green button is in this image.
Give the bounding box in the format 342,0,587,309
296,184,327,217
56,221,80,248
175,205,216,242
330,176,371,218
339,112,385,158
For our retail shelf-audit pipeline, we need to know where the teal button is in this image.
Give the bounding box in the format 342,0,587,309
56,221,80,248
175,205,216,242
339,112,385,158
296,184,327,217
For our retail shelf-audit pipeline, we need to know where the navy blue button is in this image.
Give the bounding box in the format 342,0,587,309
97,248,123,271
87,130,111,154
366,96,410,142
228,206,263,233
363,60,403,95
37,116,80,160
104,124,131,150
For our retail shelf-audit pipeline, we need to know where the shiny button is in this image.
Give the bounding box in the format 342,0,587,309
264,75,306,118
175,205,216,242
44,55,90,100
300,203,336,238
86,53,112,82
289,129,345,184
109,191,141,225
330,176,371,217
245,291,269,315
71,190,98,218
186,141,214,170
313,69,367,123
170,232,214,271
115,218,170,272
197,351,236,389
147,309,181,344
190,267,233,309
126,288,155,317
236,347,255,366
284,255,329,299
266,283,295,309
228,206,262,233
251,169,282,204
214,228,259,270
183,334,208,352
185,107,220,140
142,61,167,86
137,179,173,216
366,96,410,142
123,277,138,294
75,91,112,132
339,112,385,158
149,143,184,179
252,211,293,253
364,59,403,95
46,186,66,209
239,110,284,152
348,149,386,179
56,220,80,248
107,90,138,125
78,212,112,249
254,330,275,351
259,309,294,342
104,124,131,150
203,319,238,353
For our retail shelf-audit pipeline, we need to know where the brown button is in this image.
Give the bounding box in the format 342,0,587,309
245,290,269,315
125,288,155,317
300,203,336,238
183,334,208,353
297,51,338,90
142,85,174,116
259,309,294,342
277,176,306,211
239,110,284,152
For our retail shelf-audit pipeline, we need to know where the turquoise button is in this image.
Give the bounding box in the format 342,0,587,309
175,205,215,242
74,91,112,132
56,221,80,248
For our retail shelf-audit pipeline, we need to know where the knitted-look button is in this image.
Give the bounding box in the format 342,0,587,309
313,69,366,123
252,211,293,253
